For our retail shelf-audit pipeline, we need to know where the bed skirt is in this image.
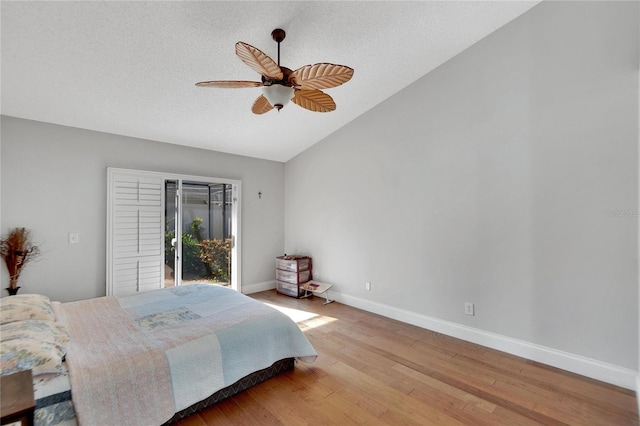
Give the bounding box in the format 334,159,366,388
163,357,295,424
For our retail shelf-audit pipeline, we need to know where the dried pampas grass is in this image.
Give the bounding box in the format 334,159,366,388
0,228,42,289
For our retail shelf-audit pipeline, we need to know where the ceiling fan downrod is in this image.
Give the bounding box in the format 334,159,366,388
271,28,286,67
268,28,290,112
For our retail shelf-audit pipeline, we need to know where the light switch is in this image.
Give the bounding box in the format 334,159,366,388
69,232,79,244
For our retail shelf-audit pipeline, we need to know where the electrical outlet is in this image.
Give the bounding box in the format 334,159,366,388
365,281,371,291
464,302,474,316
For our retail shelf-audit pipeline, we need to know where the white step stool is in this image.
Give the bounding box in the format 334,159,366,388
299,280,334,305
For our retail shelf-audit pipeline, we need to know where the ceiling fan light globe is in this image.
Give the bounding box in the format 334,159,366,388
262,85,294,110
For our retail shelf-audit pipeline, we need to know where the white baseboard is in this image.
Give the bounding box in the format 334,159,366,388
241,280,275,295
333,292,638,391
637,374,640,413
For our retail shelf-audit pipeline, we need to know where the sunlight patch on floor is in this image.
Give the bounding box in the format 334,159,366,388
265,303,337,328
266,303,318,322
300,315,337,329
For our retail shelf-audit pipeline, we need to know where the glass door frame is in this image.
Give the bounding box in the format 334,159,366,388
170,176,240,292
169,175,241,292
169,175,242,292
162,173,242,293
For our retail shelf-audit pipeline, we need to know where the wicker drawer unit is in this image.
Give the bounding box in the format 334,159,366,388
276,255,312,298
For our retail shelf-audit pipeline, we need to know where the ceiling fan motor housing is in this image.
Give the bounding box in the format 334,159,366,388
262,67,294,86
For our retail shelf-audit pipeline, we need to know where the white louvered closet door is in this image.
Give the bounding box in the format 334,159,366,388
107,169,164,296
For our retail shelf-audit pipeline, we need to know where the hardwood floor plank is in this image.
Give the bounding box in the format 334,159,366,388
321,378,389,418
173,291,638,425
278,372,366,425
393,363,496,413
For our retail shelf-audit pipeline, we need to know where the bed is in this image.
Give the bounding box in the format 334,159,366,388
1,284,317,426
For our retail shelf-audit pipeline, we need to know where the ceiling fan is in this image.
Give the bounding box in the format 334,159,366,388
196,29,354,114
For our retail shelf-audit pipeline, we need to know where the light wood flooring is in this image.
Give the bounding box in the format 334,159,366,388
175,290,639,425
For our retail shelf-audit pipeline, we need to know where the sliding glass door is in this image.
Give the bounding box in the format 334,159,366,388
165,180,235,288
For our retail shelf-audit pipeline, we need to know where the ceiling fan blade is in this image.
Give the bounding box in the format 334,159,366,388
251,95,275,115
235,42,283,81
290,63,354,90
292,89,336,113
195,80,262,88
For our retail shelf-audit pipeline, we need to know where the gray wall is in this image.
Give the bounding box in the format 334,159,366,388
1,116,284,302
285,1,639,370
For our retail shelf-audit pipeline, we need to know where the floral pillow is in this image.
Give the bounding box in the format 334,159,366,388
1,319,70,348
0,319,70,376
1,338,66,376
0,294,55,324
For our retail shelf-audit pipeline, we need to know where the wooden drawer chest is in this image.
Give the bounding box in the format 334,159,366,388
1,370,34,426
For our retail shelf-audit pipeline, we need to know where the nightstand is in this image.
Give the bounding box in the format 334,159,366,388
1,370,35,426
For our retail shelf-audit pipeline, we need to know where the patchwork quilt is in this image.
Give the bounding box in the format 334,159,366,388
53,284,317,426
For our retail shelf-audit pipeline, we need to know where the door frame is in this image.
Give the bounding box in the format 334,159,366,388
107,168,242,294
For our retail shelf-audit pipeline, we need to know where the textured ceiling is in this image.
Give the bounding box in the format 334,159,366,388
1,1,539,162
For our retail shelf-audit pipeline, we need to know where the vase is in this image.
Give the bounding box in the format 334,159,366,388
5,286,20,295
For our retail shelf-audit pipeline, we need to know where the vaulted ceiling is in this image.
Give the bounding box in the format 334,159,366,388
1,1,539,162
